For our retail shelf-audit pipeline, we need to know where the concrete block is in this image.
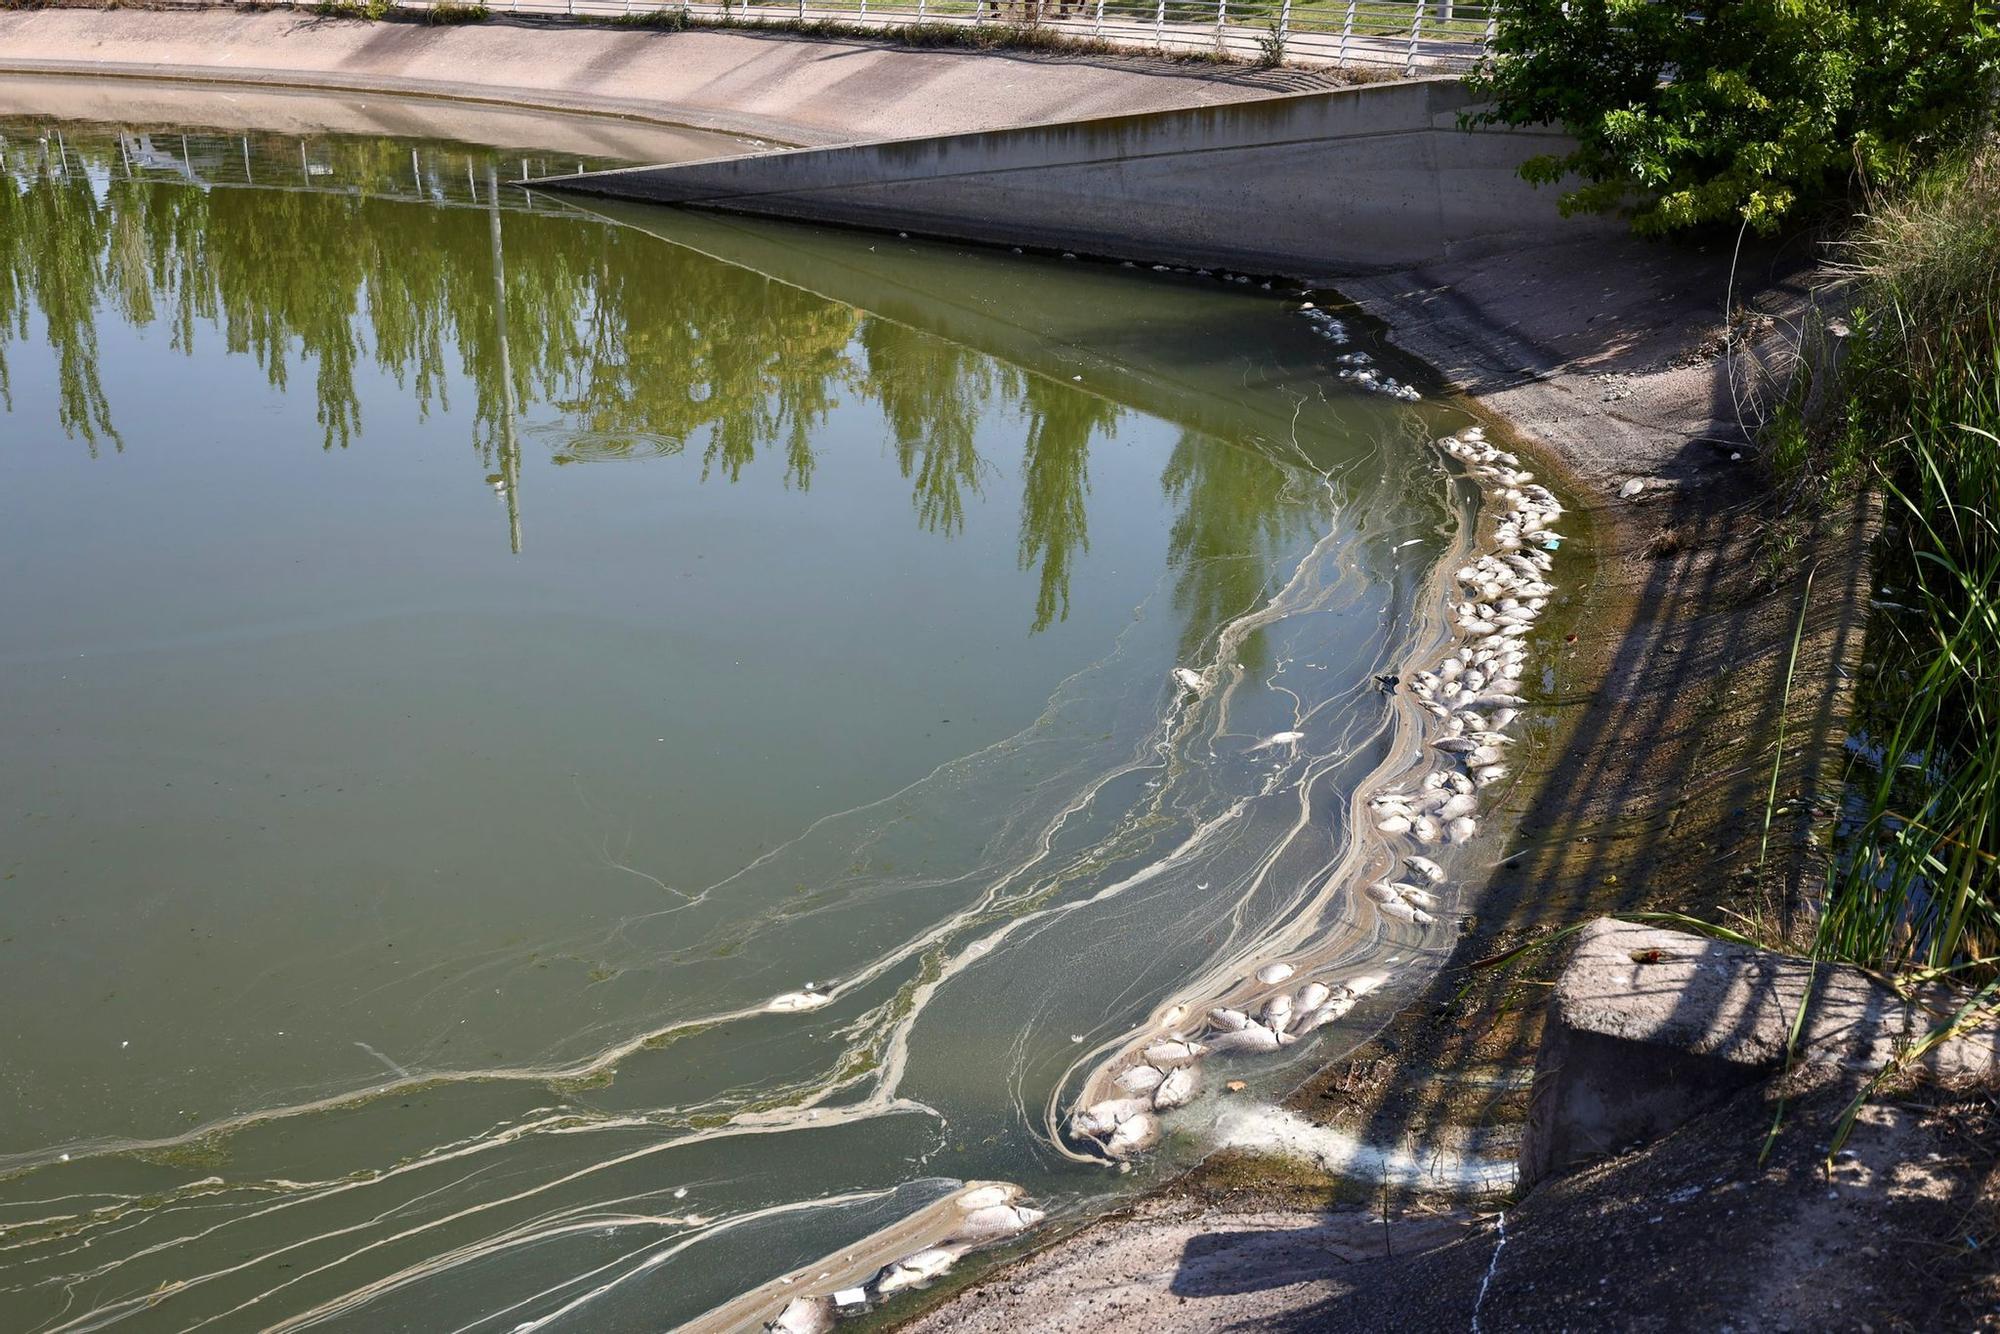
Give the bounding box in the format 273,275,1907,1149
1518,918,2000,1187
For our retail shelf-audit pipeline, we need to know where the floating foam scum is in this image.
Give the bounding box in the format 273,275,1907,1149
0,422,1440,1331
1059,322,1561,1164
0,280,1469,1329
1207,1104,1517,1193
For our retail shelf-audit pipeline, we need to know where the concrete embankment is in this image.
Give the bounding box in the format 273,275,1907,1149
547,76,1608,274
0,6,1326,146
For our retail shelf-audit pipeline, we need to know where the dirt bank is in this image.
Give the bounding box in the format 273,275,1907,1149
0,6,1327,146
903,229,1904,1327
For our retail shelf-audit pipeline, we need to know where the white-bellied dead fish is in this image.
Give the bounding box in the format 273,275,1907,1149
1153,1064,1199,1110
1106,1112,1161,1158
871,1247,961,1297
1142,1039,1204,1067
768,1295,836,1334
1114,1064,1167,1094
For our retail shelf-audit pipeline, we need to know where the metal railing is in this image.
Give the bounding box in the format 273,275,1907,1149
284,0,1495,72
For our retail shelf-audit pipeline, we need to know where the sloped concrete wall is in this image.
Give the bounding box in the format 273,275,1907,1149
0,7,1315,148
544,77,1610,276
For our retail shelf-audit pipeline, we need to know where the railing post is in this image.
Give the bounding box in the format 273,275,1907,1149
1337,0,1354,65
1483,3,1496,47
1405,0,1425,74
1215,0,1226,43
1093,0,1103,32
917,0,925,22
1277,0,1289,47
1154,0,1165,47
798,0,805,21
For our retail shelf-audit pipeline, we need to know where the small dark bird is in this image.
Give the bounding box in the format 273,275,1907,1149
1375,674,1399,694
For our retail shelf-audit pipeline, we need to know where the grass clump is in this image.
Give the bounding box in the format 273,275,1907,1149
424,0,490,21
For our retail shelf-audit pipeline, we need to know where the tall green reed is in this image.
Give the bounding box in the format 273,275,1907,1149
1818,149,2000,974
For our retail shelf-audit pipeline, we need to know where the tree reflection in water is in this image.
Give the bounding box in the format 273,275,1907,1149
0,120,1327,637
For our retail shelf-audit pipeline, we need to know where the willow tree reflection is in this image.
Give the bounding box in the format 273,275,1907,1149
0,120,1332,647
1017,375,1117,633
1161,429,1316,671
1,138,120,451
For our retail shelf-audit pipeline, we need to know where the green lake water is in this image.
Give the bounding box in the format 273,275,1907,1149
0,103,1471,1330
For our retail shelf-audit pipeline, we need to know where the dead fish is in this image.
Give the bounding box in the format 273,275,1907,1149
1376,814,1413,834
1143,1039,1205,1067
1260,994,1295,1033
1294,994,1357,1031
1255,962,1296,986
951,1204,1045,1241
768,1295,837,1334
1153,1064,1199,1110
1448,816,1478,844
1440,793,1479,820
1407,854,1446,884
1252,730,1306,750
766,991,831,1013
1115,1064,1167,1094
1205,1023,1283,1055
1378,898,1434,926
872,1247,960,1296
1172,667,1206,696
1295,981,1332,1011
1071,1097,1150,1137
1106,1112,1162,1158
1208,1007,1252,1031
957,1184,1019,1210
